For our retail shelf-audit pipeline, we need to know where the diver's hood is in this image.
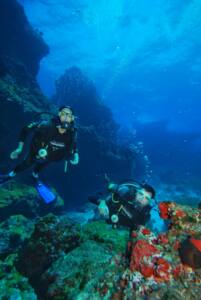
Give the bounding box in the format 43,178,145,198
55,117,74,130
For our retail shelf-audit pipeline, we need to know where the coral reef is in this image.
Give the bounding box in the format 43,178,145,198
42,241,125,300
16,214,81,295
113,202,201,299
158,201,201,237
0,254,37,299
0,0,51,164
82,221,129,253
0,201,200,299
0,215,34,259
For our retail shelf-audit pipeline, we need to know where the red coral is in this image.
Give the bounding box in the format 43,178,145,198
127,241,132,252
158,202,171,219
153,257,171,282
157,233,169,245
173,240,180,250
141,228,151,235
140,263,154,278
131,231,138,238
151,238,158,245
190,238,201,252
175,209,186,218
172,264,183,279
130,240,159,272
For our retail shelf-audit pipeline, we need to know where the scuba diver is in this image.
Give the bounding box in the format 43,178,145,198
89,180,156,231
89,180,167,265
0,106,79,202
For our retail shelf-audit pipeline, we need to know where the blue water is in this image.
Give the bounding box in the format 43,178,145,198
18,0,201,186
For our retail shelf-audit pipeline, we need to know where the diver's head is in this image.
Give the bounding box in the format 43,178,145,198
136,183,155,206
108,182,119,193
141,183,156,199
58,106,74,126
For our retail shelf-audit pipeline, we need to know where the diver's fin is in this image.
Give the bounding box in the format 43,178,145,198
35,180,56,204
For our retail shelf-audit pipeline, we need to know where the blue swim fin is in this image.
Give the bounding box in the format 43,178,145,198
35,181,56,204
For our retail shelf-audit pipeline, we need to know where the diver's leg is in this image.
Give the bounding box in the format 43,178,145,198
32,161,50,178
33,151,66,178
14,153,35,174
12,142,38,176
33,152,65,178
0,152,35,183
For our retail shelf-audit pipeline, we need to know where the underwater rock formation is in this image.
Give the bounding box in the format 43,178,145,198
82,220,129,253
0,215,34,259
0,0,49,77
54,67,118,136
0,254,37,299
0,0,51,163
0,181,64,221
42,241,125,300
16,217,128,299
16,214,81,295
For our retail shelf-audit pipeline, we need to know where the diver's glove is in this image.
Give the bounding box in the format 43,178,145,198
10,142,24,160
98,200,109,218
70,152,79,165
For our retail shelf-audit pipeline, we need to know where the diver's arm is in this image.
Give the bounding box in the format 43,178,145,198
98,198,110,217
10,141,24,159
10,122,39,159
98,194,111,217
19,122,38,141
69,128,79,164
19,120,53,143
88,195,109,217
16,141,24,151
71,128,78,153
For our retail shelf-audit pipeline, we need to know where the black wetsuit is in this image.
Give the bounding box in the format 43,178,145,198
107,184,151,230
90,182,151,231
14,118,78,174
